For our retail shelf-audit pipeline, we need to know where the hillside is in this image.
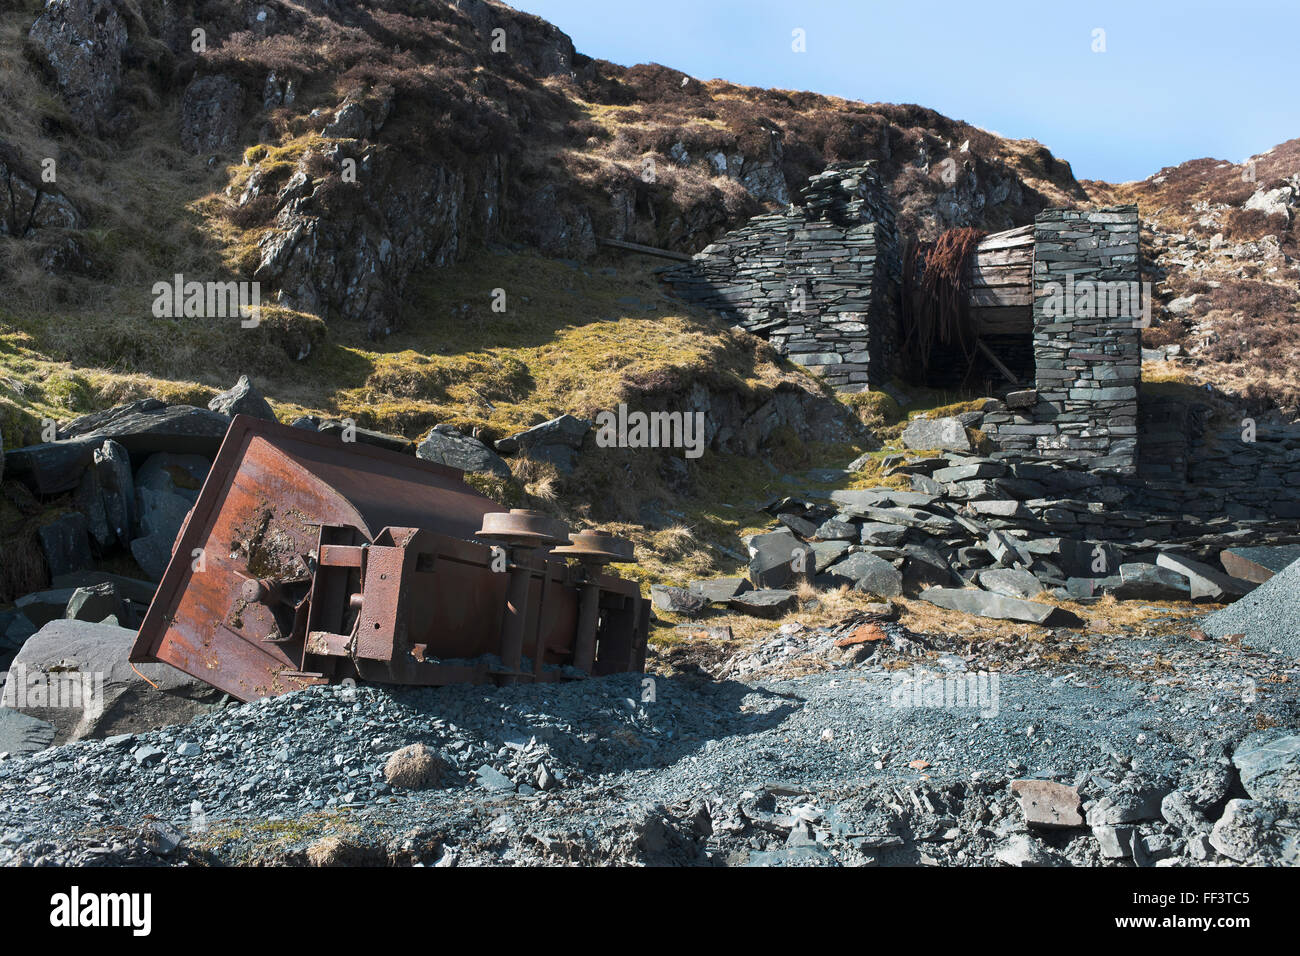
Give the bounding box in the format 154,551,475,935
1085,140,1300,413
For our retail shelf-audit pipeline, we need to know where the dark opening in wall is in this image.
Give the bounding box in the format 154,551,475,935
899,226,1035,392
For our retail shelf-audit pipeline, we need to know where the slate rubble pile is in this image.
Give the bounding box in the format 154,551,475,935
663,414,1297,625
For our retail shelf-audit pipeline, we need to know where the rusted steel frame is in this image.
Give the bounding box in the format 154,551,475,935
130,416,649,700
130,416,502,699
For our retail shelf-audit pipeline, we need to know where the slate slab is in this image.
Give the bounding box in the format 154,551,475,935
919,587,1066,625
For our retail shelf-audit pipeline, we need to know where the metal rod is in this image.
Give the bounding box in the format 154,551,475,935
572,572,601,674
499,548,535,679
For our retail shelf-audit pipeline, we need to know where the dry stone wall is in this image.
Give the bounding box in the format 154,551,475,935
663,162,901,390
982,207,1142,474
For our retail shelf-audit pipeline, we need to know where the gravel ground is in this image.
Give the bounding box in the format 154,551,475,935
1,610,1296,867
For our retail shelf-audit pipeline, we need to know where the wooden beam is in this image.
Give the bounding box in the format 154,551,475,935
976,224,1035,250
971,306,1034,335
969,287,1033,307
977,338,1020,386
596,236,693,262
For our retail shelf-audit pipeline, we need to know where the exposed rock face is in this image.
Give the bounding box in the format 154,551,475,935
451,0,575,76
249,139,504,336
1244,184,1295,224
27,0,129,135
0,141,80,236
495,414,591,475
180,76,244,154
518,183,596,258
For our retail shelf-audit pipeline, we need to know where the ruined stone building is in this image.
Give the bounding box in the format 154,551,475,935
663,161,1143,475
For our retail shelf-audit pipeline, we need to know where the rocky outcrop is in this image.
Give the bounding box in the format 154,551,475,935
26,0,129,135
1,140,80,237
208,375,276,421
248,139,504,336
682,380,863,457
180,75,244,154
450,0,575,77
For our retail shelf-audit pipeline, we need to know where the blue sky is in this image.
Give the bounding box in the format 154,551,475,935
514,0,1299,183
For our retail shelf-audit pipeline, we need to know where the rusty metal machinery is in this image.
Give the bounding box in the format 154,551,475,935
129,416,649,701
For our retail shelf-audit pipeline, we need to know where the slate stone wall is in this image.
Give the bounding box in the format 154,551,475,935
662,162,901,390
981,207,1142,474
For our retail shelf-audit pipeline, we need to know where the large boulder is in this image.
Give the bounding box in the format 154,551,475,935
14,587,77,629
978,567,1045,600
1111,563,1190,601
27,0,129,134
5,401,230,495
131,452,209,580
35,512,93,577
687,578,750,603
900,417,972,453
180,75,244,154
0,707,55,756
495,414,591,475
1233,735,1300,803
1,620,224,745
64,582,124,624
727,589,798,618
821,552,902,597
1209,799,1299,865
93,439,134,545
1155,552,1255,603
416,425,510,478
745,529,813,589
919,587,1067,625
208,375,276,421
649,585,707,617
74,458,113,550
